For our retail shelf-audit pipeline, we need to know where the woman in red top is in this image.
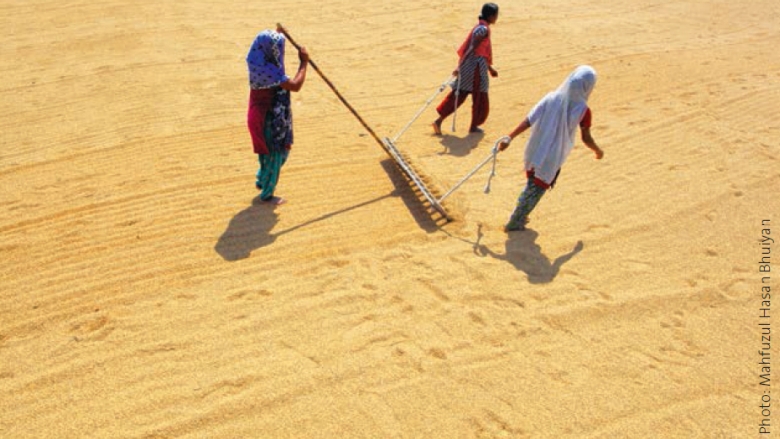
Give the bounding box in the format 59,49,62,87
432,3,499,135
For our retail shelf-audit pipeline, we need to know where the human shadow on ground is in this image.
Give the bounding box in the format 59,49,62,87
471,225,584,284
214,158,445,262
214,196,280,261
215,193,397,261
215,158,443,261
436,130,485,157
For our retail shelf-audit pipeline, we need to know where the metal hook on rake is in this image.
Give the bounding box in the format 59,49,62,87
438,136,510,203
483,136,509,194
391,75,455,144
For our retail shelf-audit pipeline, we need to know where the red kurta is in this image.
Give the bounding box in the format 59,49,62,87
457,20,492,65
247,88,274,155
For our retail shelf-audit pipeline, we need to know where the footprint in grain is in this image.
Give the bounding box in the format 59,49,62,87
69,313,113,341
470,410,528,438
721,278,750,299
428,348,447,360
227,289,273,301
421,279,450,302
660,311,685,329
329,259,350,268
620,259,652,273
469,312,486,326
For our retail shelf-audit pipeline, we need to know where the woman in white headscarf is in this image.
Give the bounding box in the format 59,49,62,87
498,65,604,231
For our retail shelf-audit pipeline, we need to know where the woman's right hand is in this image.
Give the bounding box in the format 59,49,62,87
298,47,310,63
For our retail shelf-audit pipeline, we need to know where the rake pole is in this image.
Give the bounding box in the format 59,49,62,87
275,23,449,220
276,23,388,154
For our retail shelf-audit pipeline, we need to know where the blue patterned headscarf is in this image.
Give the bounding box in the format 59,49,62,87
246,30,289,89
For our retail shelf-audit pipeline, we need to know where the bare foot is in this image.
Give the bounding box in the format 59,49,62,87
262,196,286,205
432,120,442,136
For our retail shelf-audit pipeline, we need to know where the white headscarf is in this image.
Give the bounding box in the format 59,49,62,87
524,65,597,185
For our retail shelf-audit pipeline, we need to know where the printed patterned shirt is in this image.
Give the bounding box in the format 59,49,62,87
453,25,490,93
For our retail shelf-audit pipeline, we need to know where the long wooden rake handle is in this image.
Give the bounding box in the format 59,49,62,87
275,23,450,220
276,23,388,153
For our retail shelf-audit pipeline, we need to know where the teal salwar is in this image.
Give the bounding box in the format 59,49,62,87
506,176,547,230
252,87,292,200
256,149,289,201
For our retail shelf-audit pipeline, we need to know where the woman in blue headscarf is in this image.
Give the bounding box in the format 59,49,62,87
246,28,309,205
